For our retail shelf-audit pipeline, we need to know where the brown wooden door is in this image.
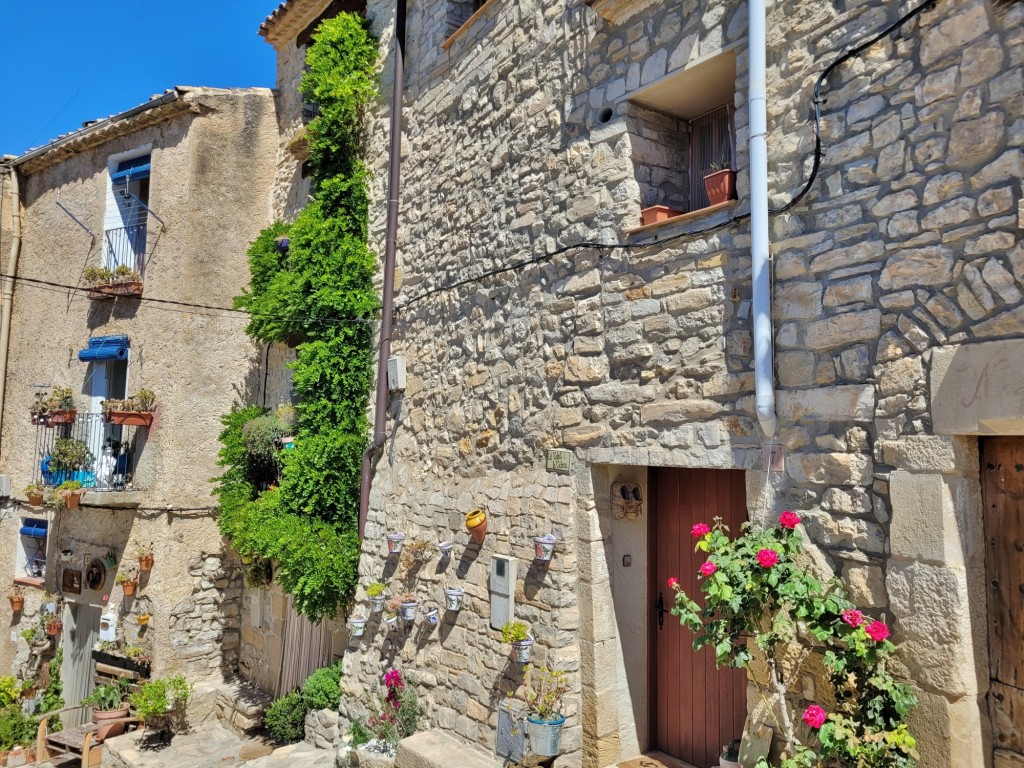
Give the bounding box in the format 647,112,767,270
981,438,1024,759
650,467,749,768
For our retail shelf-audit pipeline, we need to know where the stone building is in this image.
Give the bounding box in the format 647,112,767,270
252,0,1023,766
0,86,277,720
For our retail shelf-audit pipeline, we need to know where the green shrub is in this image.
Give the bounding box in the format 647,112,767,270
302,663,343,711
264,690,307,743
0,706,35,750
129,674,191,726
241,413,287,464
348,719,371,747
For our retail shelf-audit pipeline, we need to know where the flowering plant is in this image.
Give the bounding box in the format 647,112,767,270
670,513,918,768
363,668,419,747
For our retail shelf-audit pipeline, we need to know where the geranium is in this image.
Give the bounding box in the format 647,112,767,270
383,668,404,688
842,609,863,628
803,704,827,729
865,620,890,642
779,510,800,529
667,576,679,589
756,548,779,568
690,522,710,538
699,561,717,577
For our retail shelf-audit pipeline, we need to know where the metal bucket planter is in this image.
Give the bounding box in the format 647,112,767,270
533,534,556,562
386,532,406,554
369,595,386,613
526,715,565,757
399,601,418,621
348,618,367,638
511,636,534,664
444,587,465,612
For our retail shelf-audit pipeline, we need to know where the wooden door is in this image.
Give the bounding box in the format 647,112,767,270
277,595,335,695
61,603,102,727
650,467,748,768
981,438,1024,759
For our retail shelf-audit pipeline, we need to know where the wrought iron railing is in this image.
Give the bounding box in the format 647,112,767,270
103,224,147,274
33,412,140,492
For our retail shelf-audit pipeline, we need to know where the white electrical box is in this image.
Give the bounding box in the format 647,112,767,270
0,475,10,498
99,612,117,642
489,555,516,630
387,356,407,391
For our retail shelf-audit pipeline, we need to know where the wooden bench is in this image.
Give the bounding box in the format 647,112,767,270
35,705,139,768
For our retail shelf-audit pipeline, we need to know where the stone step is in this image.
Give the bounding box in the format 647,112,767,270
395,730,500,768
615,753,698,768
245,740,336,768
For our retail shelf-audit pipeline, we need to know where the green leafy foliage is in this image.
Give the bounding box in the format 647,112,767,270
81,678,132,711
301,662,343,711
264,690,307,744
216,12,379,621
129,674,191,725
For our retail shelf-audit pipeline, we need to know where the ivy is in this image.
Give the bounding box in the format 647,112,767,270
216,12,379,621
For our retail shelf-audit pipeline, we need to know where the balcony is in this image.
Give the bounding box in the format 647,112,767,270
88,224,146,299
33,412,141,493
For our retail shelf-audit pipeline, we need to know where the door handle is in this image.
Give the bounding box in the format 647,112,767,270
656,591,665,631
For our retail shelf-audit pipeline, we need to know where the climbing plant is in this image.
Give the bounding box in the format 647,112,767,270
216,13,379,621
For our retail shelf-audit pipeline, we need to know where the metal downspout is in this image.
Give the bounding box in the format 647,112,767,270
749,0,777,438
0,163,21,456
359,0,407,539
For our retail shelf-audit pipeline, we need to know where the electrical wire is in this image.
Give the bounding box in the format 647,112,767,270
395,0,939,311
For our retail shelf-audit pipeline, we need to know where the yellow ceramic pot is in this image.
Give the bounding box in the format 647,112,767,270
465,509,487,544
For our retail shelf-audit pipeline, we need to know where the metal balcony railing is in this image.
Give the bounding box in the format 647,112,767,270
104,224,147,275
33,412,140,492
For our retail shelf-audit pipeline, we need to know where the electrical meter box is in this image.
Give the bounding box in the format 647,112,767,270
489,555,516,630
99,612,117,642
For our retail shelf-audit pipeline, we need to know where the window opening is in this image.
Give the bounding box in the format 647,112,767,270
688,104,735,211
18,518,48,579
105,154,150,274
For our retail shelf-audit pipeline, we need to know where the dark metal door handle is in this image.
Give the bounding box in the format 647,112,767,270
656,591,665,631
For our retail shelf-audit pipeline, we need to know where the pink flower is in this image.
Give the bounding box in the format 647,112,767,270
865,620,890,642
841,610,863,628
691,522,710,538
667,576,679,589
383,669,404,688
699,561,717,577
802,705,827,729
779,510,800,529
756,549,779,568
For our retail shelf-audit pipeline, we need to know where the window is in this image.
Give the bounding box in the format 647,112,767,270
626,49,737,221
105,151,150,274
17,518,48,580
447,0,488,38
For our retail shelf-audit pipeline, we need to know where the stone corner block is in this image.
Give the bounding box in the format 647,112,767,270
777,384,875,423
879,435,978,474
888,471,968,567
395,730,500,768
907,690,989,768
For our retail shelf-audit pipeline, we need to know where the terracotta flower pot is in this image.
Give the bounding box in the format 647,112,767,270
8,596,23,612
64,491,82,510
46,409,77,426
122,581,138,596
703,168,736,206
93,705,130,742
26,493,43,507
138,553,154,571
45,621,63,637
107,410,154,427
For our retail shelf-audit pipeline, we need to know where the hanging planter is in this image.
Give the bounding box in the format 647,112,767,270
137,614,150,626
46,409,78,426
386,532,406,554
45,620,63,637
366,582,386,612
134,541,154,572
8,588,25,612
511,637,534,664
465,509,487,544
399,600,418,622
425,607,439,625
59,550,74,563
503,621,533,663
24,484,44,507
240,554,254,565
348,617,367,637
444,586,465,612
437,540,454,556
138,554,154,572
533,534,557,562
383,614,398,629
103,551,117,569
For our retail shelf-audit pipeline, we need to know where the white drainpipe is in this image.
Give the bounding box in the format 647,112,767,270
0,160,22,453
749,0,777,438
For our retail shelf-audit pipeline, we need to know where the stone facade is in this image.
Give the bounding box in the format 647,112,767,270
0,87,278,684
256,0,1023,766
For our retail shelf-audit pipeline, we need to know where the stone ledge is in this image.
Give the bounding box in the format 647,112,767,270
395,730,500,768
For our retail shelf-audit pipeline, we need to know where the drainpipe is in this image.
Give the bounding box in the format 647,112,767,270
749,0,777,438
0,160,22,455
359,0,407,539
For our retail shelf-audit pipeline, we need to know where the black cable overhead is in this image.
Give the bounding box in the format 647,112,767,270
395,0,939,312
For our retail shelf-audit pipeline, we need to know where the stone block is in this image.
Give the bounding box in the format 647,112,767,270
906,690,988,768
395,729,499,768
879,246,954,290
888,471,969,567
878,435,978,474
931,340,1024,434
776,385,874,423
803,310,881,351
840,562,886,608
786,452,872,486
640,399,726,425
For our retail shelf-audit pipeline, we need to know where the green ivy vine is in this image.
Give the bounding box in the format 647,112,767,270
215,13,379,621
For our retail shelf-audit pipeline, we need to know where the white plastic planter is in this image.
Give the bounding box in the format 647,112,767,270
444,587,465,611
386,532,406,554
383,614,398,628
369,595,386,613
526,715,565,757
533,534,557,562
399,601,418,621
511,637,534,664
348,618,367,638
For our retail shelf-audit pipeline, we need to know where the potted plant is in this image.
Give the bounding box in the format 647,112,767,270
116,571,138,596
85,264,143,299
348,611,368,638
134,540,154,571
703,160,736,206
388,591,418,622
29,391,48,425
23,484,43,507
366,582,387,613
103,550,118,568
385,531,406,554
444,586,465,612
437,540,454,556
7,586,24,612
48,480,84,510
502,620,533,663
425,607,439,625
45,438,93,485
400,538,436,570
104,389,156,427
382,612,398,628
43,387,77,425
129,674,191,731
81,677,132,741
533,534,557,562
45,618,63,637
465,508,487,544
519,665,569,757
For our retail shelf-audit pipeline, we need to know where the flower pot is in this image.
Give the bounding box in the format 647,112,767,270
444,587,465,612
399,601,418,621
639,205,684,225
138,553,154,572
64,492,82,510
122,581,138,596
45,621,63,637
533,534,557,562
137,615,150,626
107,410,154,427
526,715,565,757
465,509,487,544
46,409,77,426
386,532,406,554
425,608,439,625
703,168,736,206
87,281,144,300
93,705,130,742
26,494,42,507
437,540,454,556
511,636,534,664
383,615,398,628
60,550,74,562
8,596,23,612
369,595,386,613
348,618,367,637
104,556,117,568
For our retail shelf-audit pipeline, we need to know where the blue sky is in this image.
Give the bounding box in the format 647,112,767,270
1,1,277,156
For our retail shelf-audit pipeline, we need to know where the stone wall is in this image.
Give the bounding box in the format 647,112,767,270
263,0,1023,765
169,550,243,676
